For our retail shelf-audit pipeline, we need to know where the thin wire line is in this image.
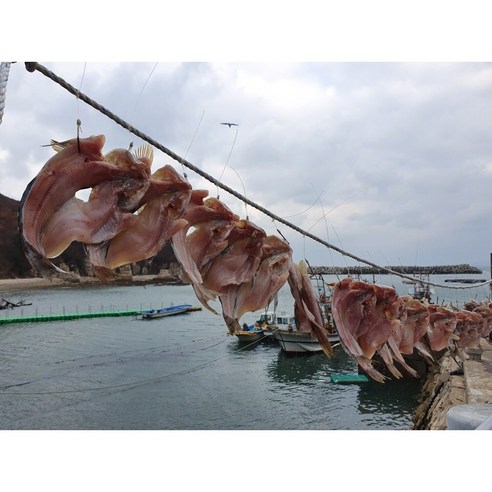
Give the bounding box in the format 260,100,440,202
229,166,249,218
76,62,87,121
217,125,239,196
129,62,158,127
184,109,205,160
181,109,205,177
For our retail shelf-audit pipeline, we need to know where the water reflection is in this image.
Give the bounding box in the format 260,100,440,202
267,351,325,384
229,339,268,353
0,283,426,430
227,336,277,355
267,346,358,384
356,376,424,422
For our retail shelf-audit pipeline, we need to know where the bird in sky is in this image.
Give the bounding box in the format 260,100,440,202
220,122,239,128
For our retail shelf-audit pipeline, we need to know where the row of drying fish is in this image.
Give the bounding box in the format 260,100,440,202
20,133,487,380
331,278,492,382
18,134,333,356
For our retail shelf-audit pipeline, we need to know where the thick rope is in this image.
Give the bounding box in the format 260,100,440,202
24,62,492,291
0,62,12,126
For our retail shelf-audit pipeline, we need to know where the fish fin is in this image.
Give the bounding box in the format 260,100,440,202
133,144,154,166
45,139,73,152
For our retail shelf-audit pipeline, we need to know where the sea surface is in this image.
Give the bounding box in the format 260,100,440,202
0,273,490,430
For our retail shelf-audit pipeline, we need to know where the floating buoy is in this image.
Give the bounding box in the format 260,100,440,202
330,373,369,384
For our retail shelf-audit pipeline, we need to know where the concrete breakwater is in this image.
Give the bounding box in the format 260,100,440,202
310,264,482,276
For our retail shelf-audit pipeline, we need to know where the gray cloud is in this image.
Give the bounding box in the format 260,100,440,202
2,62,492,268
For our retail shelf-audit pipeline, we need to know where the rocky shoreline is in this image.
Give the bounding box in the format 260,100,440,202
0,263,483,292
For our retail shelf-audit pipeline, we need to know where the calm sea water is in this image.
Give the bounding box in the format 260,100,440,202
0,273,489,430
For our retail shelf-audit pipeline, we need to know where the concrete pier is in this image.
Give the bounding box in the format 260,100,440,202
413,339,492,429
462,341,492,404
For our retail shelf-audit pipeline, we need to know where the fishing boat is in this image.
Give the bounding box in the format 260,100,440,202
138,304,193,320
235,311,292,343
271,305,340,353
253,310,296,340
238,272,341,353
274,273,340,354
408,273,434,302
235,324,264,342
273,313,340,353
274,328,340,353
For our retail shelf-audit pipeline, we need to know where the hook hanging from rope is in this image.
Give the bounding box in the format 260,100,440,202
75,63,87,153
76,118,82,153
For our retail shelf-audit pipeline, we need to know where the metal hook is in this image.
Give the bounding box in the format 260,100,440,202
76,118,82,153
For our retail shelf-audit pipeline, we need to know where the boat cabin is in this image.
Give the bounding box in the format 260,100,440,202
257,311,296,328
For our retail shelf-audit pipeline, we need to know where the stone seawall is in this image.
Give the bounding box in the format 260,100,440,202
412,353,465,429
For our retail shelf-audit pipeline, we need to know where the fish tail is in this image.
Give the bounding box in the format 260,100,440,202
357,356,388,383
320,341,333,357
93,266,117,284
25,248,73,280
223,314,241,335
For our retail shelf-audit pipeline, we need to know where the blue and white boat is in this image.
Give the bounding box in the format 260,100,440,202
139,304,193,320
235,323,264,342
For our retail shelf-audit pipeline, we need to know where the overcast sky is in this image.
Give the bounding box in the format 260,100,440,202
2,61,492,269
2,2,492,271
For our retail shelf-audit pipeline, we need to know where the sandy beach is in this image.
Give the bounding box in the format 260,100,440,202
0,277,69,292
0,275,178,292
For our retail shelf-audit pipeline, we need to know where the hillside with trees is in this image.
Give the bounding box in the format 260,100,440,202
0,193,178,279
